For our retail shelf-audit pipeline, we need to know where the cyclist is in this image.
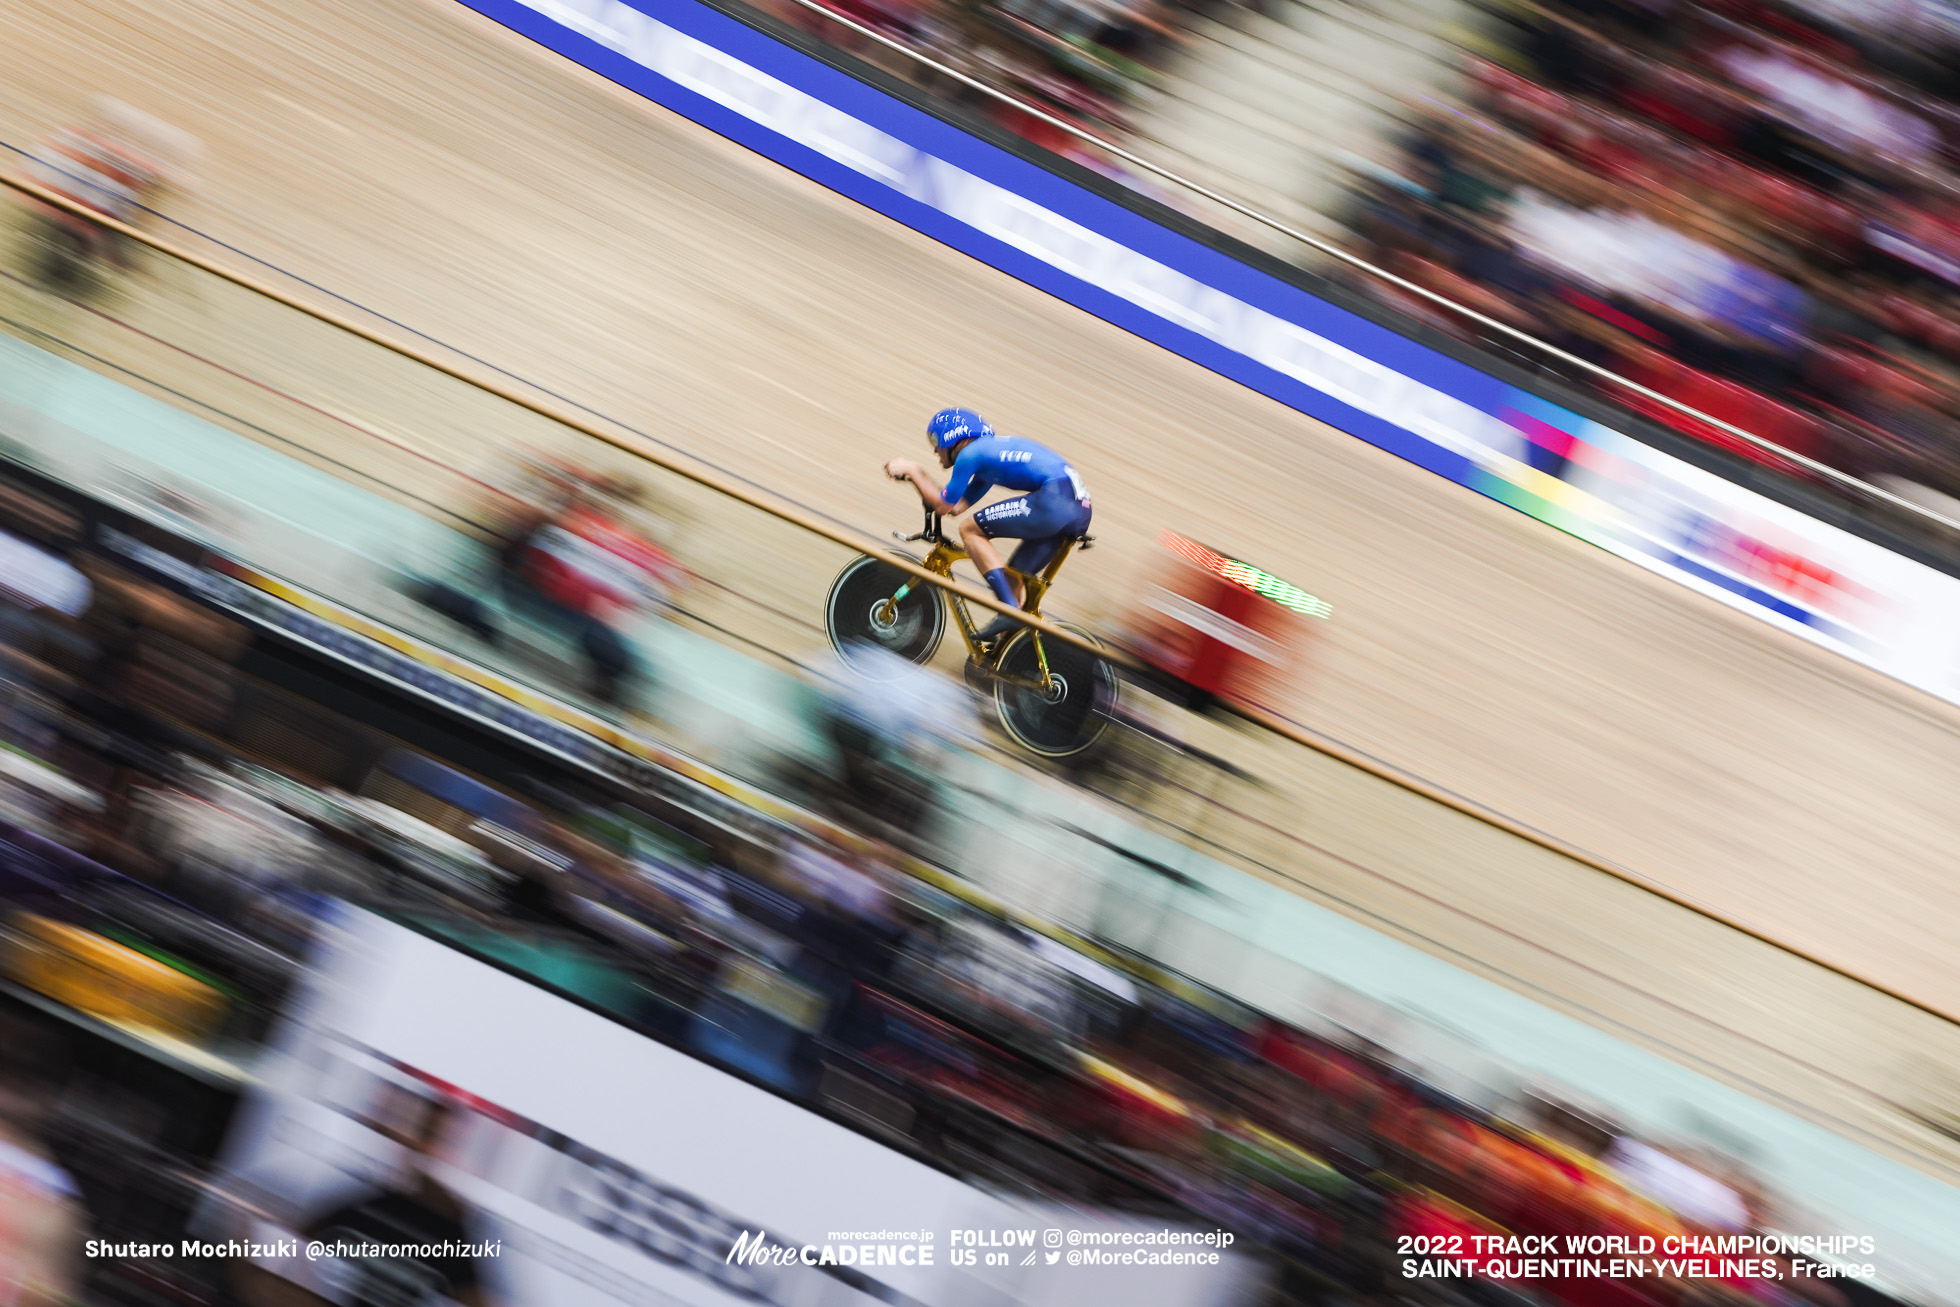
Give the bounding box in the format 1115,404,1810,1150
883,407,1091,645
23,99,198,296
405,458,680,705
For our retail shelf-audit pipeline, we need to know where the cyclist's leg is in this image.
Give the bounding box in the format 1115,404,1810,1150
578,616,636,704
957,517,1016,598
1003,534,1060,577
970,482,1081,638
964,494,1035,610
1003,486,1091,577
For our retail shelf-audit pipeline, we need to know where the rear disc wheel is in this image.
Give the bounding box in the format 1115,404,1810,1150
992,622,1117,758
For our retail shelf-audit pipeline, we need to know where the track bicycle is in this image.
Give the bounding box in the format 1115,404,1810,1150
824,508,1117,757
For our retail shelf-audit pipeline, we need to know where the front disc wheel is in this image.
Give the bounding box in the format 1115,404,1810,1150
825,555,945,676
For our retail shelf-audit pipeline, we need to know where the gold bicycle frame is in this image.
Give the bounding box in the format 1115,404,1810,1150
877,532,1084,691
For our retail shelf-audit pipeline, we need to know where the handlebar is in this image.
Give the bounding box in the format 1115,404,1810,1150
894,505,942,545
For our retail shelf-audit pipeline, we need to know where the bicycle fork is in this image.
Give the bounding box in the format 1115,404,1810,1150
875,580,914,625
878,575,1056,693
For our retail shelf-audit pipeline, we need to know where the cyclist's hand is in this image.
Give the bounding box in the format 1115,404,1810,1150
884,458,915,482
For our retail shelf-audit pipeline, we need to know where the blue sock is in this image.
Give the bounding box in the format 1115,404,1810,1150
983,568,1020,608
980,569,1023,640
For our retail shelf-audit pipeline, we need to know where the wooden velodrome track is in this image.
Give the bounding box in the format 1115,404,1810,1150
6,0,1960,1183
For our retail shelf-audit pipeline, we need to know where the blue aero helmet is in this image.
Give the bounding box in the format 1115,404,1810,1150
927,407,994,452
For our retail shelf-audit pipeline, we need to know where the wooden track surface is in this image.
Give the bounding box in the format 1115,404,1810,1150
6,0,1960,1183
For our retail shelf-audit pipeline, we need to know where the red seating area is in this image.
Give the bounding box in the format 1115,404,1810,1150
1339,0,1960,502
1615,345,1829,471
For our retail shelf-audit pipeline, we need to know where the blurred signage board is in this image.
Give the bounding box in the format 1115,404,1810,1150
465,0,1960,707
2,911,228,1041
1129,532,1325,708
203,906,1261,1307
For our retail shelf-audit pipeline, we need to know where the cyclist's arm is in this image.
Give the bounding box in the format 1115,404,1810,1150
886,460,975,516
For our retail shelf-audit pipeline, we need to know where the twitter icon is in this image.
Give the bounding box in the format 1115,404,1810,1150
1044,1252,1061,1265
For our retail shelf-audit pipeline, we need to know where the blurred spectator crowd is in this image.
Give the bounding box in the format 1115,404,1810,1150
0,463,1890,1306
1340,0,1960,507
745,0,1210,171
